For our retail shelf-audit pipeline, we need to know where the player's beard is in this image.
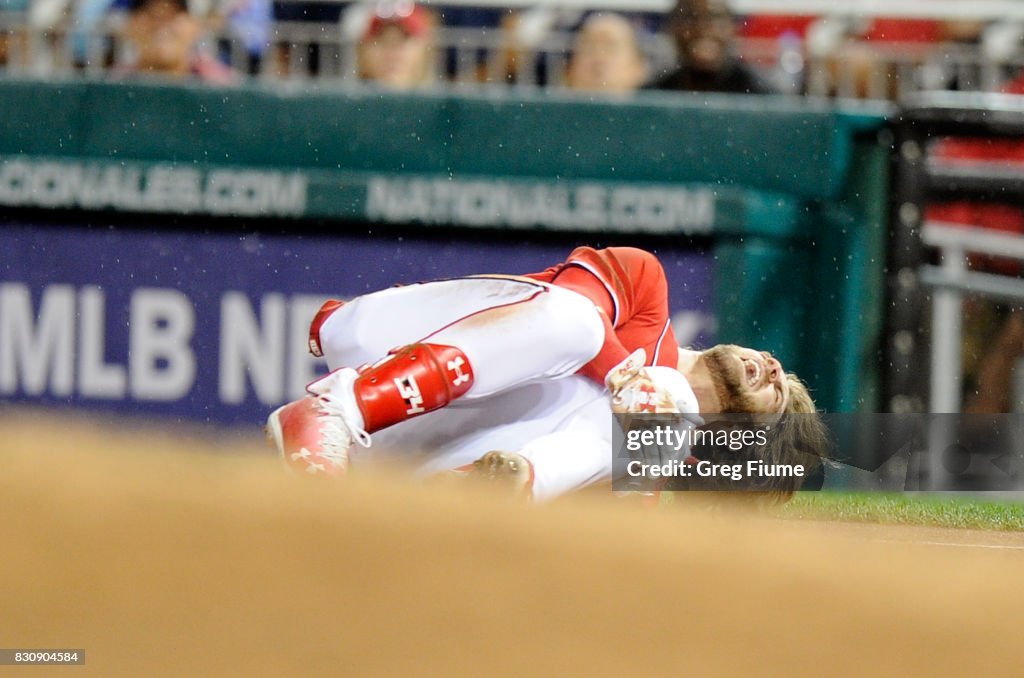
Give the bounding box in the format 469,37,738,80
702,345,760,413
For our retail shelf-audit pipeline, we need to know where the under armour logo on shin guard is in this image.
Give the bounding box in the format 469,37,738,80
447,357,471,387
353,343,474,432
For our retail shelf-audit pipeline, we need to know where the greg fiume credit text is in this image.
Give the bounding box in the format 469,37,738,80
624,425,806,481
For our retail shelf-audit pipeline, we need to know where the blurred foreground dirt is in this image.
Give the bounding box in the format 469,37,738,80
2,411,1023,676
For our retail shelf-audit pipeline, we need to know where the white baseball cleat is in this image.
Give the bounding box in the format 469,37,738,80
265,368,371,476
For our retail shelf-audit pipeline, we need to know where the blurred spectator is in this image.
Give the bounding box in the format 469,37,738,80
69,0,119,69
0,0,30,68
357,1,435,89
565,12,648,95
488,9,558,87
812,14,987,99
649,0,775,94
121,0,234,82
214,0,272,75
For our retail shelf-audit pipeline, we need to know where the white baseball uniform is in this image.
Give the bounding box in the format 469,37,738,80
314,255,698,500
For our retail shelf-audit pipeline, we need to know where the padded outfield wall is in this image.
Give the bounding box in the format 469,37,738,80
0,78,889,422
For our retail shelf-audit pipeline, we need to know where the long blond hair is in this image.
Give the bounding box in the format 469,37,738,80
758,372,832,504
666,371,831,506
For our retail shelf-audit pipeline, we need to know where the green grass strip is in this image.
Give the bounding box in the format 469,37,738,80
780,492,1024,531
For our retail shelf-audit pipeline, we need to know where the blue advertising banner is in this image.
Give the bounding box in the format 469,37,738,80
0,222,714,425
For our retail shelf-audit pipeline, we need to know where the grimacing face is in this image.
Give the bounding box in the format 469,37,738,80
701,344,790,414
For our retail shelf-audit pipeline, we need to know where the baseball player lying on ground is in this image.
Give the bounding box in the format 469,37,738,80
266,246,828,502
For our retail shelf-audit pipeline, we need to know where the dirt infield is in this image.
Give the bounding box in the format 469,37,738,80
2,412,1024,676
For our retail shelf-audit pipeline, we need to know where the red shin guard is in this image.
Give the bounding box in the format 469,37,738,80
354,343,475,432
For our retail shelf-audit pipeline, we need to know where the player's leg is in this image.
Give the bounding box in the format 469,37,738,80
316,276,604,395
312,278,544,368
268,277,606,475
315,277,606,427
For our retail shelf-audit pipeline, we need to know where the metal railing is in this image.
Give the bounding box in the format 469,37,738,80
3,8,1024,97
278,0,1024,18
885,92,1024,415
922,222,1024,414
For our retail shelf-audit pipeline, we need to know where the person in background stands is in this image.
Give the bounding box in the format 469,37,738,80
120,0,235,83
648,0,776,95
213,0,272,75
566,12,648,95
357,0,435,89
